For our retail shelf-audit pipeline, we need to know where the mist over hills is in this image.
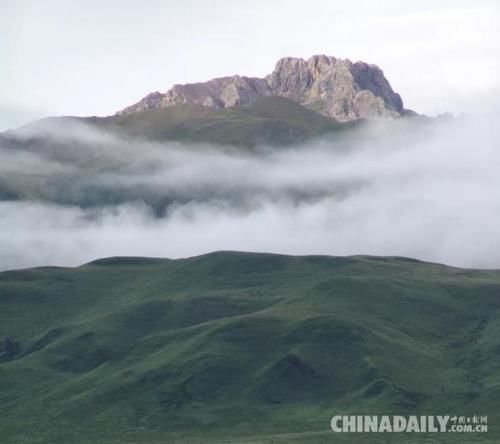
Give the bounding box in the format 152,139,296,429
0,94,498,270
1,50,500,444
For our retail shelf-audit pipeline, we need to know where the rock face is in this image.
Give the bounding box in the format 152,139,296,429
118,55,409,121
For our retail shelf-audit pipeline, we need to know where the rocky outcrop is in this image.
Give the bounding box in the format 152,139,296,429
118,55,410,121
120,76,272,114
265,55,405,121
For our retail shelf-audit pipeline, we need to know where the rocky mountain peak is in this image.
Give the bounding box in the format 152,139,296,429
118,55,410,121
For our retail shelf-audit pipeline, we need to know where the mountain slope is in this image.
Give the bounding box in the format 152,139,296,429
1,96,352,150
118,55,412,121
92,96,348,146
0,252,499,443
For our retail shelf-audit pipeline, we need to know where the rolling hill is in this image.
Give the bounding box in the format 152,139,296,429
92,96,349,146
1,251,499,443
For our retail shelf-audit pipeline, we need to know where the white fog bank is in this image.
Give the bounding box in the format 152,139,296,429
0,113,499,270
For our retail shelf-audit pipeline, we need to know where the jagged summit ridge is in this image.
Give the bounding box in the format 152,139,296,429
118,55,409,121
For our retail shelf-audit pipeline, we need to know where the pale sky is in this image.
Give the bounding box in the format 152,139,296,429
1,0,499,130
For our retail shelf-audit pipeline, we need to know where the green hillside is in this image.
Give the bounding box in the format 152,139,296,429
1,96,350,150
0,251,499,443
87,96,349,146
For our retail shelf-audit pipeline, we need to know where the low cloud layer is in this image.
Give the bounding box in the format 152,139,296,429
1,114,499,270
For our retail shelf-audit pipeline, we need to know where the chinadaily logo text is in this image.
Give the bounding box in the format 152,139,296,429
331,415,488,433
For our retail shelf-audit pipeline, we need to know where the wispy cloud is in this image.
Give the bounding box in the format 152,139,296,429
1,113,499,270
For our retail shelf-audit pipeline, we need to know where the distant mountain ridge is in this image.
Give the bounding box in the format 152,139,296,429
118,55,413,122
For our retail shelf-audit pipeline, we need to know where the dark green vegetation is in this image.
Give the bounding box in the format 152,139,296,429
1,251,499,443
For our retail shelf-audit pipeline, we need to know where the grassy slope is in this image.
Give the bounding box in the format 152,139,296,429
87,96,349,146
0,252,499,443
0,97,434,161
0,96,349,150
